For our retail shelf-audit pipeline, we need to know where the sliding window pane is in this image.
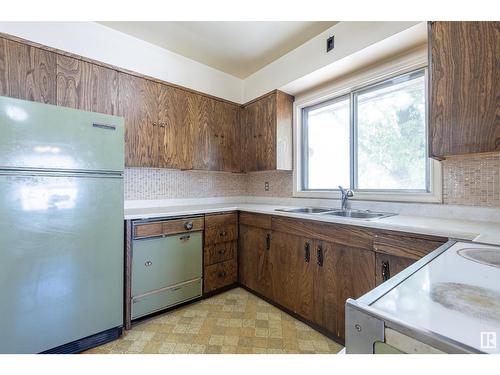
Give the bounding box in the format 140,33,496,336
303,96,350,190
355,71,427,190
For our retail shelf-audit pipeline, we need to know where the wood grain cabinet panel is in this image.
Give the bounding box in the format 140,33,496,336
375,252,415,286
238,224,273,299
204,241,236,266
429,21,500,158
158,84,191,169
242,90,293,172
269,231,314,320
204,259,237,293
118,73,160,167
56,55,118,115
0,37,56,104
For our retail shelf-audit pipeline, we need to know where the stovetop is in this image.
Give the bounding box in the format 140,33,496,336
370,241,500,353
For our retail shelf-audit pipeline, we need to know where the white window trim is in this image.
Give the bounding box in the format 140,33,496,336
293,46,443,203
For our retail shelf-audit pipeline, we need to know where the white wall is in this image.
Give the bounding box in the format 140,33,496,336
242,21,422,102
0,22,244,103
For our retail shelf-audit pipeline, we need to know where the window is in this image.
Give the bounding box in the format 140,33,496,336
298,68,440,202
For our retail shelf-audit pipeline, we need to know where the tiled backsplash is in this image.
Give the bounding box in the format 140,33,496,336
442,154,500,207
125,153,500,207
124,168,246,200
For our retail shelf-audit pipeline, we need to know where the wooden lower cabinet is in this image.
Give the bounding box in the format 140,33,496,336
268,231,314,321
238,224,273,299
375,252,416,286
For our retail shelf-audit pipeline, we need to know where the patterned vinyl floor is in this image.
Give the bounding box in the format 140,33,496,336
84,287,343,354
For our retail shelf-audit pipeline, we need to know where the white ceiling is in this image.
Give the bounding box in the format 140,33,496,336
98,21,336,78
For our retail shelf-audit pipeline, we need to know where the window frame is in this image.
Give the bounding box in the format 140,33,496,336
293,58,442,203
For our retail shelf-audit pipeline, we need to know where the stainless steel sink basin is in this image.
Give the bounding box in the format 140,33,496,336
322,210,395,220
275,207,334,214
274,207,396,221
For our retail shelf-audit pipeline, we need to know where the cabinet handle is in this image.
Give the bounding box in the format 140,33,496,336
304,242,310,263
382,261,390,282
145,261,152,267
218,271,227,278
316,245,323,267
179,235,191,241
219,231,226,237
184,221,193,230
266,233,271,251
218,249,226,255
152,122,157,127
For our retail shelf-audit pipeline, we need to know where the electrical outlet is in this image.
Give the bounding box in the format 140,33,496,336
264,182,270,191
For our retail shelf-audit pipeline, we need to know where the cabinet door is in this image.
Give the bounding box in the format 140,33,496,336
375,253,415,286
270,231,314,320
238,225,272,299
158,84,191,169
118,73,159,167
312,240,338,336
242,103,259,172
335,245,376,339
0,37,56,104
189,93,219,170
216,101,241,172
256,93,276,170
56,55,118,115
429,21,500,157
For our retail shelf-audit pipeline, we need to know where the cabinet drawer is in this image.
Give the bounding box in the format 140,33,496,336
373,234,444,260
132,278,202,319
239,212,271,229
134,217,204,239
205,223,238,245
204,259,237,293
204,241,236,266
132,232,202,296
205,212,238,228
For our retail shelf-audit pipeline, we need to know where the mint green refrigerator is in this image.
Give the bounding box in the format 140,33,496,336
0,96,124,353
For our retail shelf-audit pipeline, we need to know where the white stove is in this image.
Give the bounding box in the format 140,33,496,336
345,241,500,354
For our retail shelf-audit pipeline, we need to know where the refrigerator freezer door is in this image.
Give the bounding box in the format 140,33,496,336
0,96,124,172
0,172,124,353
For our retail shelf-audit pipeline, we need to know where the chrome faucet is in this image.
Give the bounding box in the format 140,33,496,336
338,186,354,211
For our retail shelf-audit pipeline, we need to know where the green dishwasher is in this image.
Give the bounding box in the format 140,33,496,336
132,230,202,319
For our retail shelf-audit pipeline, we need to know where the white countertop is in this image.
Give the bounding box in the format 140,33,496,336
124,202,500,246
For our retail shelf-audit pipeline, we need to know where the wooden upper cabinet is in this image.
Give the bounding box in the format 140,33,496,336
56,55,118,115
189,94,241,172
429,21,500,158
158,84,191,170
118,73,160,167
242,90,294,172
0,37,56,104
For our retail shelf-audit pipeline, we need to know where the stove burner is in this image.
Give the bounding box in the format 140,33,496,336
430,282,500,323
457,248,500,268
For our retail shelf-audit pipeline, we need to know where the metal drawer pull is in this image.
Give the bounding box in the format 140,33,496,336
381,261,390,282
218,249,226,255
316,246,323,267
218,271,227,278
179,235,191,241
304,242,310,263
219,231,226,237
184,221,193,230
266,233,271,251
145,261,152,267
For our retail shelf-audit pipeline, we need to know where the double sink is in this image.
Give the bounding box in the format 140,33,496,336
274,207,396,221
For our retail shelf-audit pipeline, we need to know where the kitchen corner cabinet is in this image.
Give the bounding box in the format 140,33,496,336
0,37,56,104
429,21,500,158
56,55,119,115
242,90,294,172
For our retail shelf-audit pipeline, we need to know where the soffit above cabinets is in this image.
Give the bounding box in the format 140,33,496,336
97,21,337,79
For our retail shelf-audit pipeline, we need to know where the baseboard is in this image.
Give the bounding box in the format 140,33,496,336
41,326,122,354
